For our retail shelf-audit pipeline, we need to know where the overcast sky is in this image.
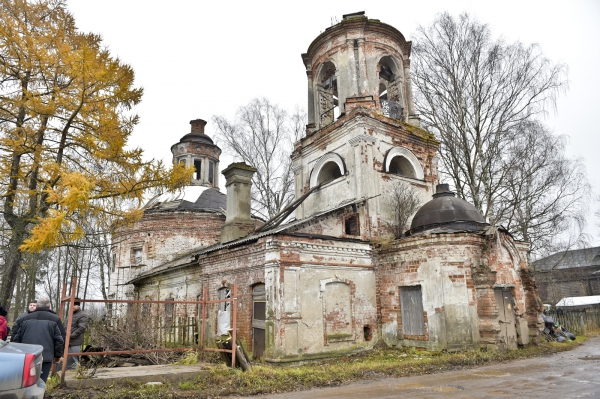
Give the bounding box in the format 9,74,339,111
67,0,600,241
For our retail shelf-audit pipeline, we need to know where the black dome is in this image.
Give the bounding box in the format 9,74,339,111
408,184,487,235
179,119,215,145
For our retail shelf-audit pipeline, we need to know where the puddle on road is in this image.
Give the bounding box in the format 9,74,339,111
471,370,510,377
579,356,600,360
396,383,463,393
430,386,462,392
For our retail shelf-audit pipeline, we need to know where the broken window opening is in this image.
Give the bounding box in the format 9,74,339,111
389,156,416,178
130,247,143,265
217,287,231,335
317,161,343,185
345,213,360,236
194,159,202,180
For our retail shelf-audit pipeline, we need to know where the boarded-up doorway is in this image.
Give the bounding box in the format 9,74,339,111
400,285,425,336
495,288,517,351
252,284,266,359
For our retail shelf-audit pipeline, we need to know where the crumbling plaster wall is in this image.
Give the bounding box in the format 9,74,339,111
376,231,541,351
292,109,438,239
132,234,378,362
110,210,224,299
267,235,377,362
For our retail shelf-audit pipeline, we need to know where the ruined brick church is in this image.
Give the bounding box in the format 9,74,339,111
109,12,543,362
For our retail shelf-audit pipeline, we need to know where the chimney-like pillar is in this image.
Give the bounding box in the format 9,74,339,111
221,162,257,243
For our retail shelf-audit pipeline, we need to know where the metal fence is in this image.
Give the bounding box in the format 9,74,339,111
545,308,600,335
55,277,238,385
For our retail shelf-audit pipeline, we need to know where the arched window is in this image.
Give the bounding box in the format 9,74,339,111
317,161,342,184
310,152,346,188
388,156,416,178
384,147,424,180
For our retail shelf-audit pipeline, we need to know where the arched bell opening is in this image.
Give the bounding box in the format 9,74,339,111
316,61,339,127
317,161,343,185
377,56,404,120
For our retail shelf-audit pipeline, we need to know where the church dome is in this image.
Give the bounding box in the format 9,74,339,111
408,184,487,235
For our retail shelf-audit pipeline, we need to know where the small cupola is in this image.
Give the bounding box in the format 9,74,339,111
171,119,222,189
407,184,488,236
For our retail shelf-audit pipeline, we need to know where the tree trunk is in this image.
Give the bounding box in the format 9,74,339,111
0,227,27,314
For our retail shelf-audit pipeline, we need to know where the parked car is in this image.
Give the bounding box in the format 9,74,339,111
0,338,45,399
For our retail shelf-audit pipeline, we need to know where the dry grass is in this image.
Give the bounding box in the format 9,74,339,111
47,339,583,399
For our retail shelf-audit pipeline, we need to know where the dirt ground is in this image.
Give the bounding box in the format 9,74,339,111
242,335,600,399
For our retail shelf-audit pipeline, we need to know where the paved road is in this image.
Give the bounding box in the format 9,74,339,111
244,335,600,399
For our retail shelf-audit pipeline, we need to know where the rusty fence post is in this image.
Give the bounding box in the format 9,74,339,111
60,277,77,385
231,284,237,369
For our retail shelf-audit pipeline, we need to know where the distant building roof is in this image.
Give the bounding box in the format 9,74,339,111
144,187,226,213
556,295,600,307
532,247,600,272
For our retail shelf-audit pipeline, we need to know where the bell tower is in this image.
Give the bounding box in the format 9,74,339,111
292,13,439,239
171,119,222,189
301,11,420,132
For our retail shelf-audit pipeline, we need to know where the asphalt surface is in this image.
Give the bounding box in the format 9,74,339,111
243,335,600,399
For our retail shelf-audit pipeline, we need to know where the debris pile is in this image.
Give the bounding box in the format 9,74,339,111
541,313,576,342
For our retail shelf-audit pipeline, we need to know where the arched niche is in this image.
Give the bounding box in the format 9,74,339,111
384,147,424,180
310,152,346,188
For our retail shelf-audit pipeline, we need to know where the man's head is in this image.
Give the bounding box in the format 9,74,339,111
73,298,81,311
28,300,37,313
0,305,7,317
37,298,51,309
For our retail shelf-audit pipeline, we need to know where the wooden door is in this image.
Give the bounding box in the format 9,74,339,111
252,284,266,359
400,285,425,336
495,288,517,350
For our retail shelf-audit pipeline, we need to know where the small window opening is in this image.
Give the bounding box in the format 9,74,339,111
345,214,360,236
364,325,372,341
194,159,202,180
131,247,142,265
317,161,342,185
208,161,214,184
389,156,416,178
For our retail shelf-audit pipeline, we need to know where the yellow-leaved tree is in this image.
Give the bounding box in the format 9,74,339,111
0,0,192,310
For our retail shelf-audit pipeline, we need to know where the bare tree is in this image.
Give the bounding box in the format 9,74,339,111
386,181,422,239
412,12,587,257
213,98,306,220
495,120,589,256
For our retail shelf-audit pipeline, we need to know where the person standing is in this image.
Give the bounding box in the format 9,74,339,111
11,300,38,338
66,299,88,369
0,305,8,340
12,297,65,382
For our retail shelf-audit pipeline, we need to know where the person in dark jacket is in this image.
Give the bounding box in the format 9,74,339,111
12,297,66,382
66,298,88,369
11,299,37,338
0,305,8,340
